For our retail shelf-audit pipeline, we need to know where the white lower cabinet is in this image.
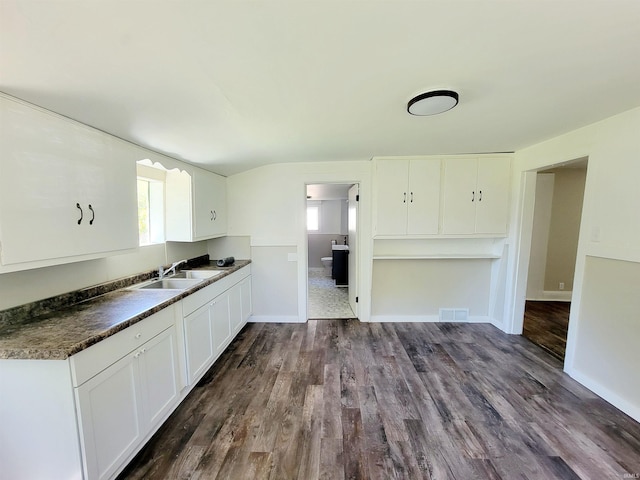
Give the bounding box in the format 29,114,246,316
75,325,180,480
211,290,232,356
184,301,216,385
0,266,252,480
182,266,251,386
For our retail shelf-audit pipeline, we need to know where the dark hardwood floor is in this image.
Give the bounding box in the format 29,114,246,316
119,320,640,480
523,301,570,360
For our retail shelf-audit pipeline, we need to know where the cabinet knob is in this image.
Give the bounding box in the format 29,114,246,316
88,204,95,225
76,203,83,225
135,333,142,339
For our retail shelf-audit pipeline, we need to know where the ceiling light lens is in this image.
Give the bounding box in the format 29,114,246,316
408,90,459,116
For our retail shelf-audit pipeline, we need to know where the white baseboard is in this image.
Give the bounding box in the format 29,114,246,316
370,315,491,323
527,290,572,302
567,367,640,423
248,315,303,323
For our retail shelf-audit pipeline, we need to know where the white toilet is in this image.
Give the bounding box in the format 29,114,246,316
321,256,333,276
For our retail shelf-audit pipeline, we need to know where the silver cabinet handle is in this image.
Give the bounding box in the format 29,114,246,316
471,191,475,202
479,190,482,202
403,192,407,204
410,192,414,203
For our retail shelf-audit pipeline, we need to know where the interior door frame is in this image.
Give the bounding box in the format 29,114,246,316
302,181,360,320
508,157,589,368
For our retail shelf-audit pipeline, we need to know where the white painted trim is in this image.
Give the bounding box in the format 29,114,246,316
370,315,491,323
248,315,303,323
567,367,640,423
526,291,572,302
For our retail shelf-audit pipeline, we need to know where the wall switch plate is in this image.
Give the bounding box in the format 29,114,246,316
559,282,565,290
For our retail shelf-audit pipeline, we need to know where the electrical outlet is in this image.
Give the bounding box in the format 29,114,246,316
559,282,565,290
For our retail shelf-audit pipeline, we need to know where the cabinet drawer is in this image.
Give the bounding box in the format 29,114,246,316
70,305,176,387
182,266,250,316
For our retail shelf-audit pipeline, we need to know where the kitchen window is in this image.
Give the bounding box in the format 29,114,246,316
137,164,165,246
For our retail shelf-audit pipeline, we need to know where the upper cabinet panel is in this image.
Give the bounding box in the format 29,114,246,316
374,154,511,238
374,158,441,237
442,156,511,235
0,95,138,272
165,166,227,242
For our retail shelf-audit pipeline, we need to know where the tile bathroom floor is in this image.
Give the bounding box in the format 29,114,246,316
307,268,355,319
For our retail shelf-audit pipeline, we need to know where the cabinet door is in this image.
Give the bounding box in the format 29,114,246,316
193,168,227,239
442,157,478,234
0,98,82,264
240,276,253,324
212,291,231,357
183,302,215,384
229,282,244,335
0,97,138,267
407,159,441,235
137,327,181,430
75,352,143,480
375,160,409,235
84,137,138,254
475,157,511,234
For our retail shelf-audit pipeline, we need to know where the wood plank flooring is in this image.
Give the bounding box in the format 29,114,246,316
523,301,570,360
118,320,640,479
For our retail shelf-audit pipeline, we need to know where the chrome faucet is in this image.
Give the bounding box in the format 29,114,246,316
158,259,187,279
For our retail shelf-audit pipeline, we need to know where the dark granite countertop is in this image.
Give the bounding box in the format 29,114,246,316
0,259,251,360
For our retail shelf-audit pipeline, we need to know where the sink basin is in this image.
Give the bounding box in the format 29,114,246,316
173,270,223,280
136,278,202,290
332,245,349,251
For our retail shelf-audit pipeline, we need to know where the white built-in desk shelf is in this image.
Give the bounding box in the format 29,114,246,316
372,254,501,260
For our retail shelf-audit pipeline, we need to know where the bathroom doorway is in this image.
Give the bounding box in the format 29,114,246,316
306,183,358,319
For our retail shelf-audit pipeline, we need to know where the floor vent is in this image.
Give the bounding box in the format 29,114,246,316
439,308,469,322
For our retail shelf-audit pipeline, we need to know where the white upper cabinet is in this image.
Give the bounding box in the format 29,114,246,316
442,156,511,235
0,95,138,272
165,166,227,242
375,158,441,236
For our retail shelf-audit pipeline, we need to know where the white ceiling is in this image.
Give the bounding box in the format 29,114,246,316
2,1,639,176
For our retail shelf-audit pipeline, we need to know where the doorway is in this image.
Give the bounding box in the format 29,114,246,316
306,183,358,319
522,159,587,359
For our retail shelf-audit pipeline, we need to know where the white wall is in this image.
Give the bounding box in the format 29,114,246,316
371,259,492,321
226,161,372,322
507,106,640,421
544,167,586,293
526,173,554,299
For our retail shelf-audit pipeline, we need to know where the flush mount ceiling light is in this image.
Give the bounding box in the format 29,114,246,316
407,89,459,116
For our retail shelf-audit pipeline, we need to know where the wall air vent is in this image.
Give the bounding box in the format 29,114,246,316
439,308,469,322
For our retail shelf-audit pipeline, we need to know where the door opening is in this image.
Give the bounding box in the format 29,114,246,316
306,183,358,319
522,158,587,360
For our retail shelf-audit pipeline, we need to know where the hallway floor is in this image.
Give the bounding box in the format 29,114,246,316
523,300,570,360
307,268,355,319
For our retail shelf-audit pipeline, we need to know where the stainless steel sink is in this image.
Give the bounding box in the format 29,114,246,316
135,278,202,290
173,270,223,280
